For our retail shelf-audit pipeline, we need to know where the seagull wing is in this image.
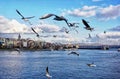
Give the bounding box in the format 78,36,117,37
31,27,39,35
16,9,24,18
14,48,20,53
89,33,92,38
40,14,55,19
46,66,49,74
73,23,79,26
82,19,91,28
75,29,79,33
64,20,70,28
25,16,35,19
68,52,72,55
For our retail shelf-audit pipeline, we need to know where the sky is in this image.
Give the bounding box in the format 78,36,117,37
0,0,120,44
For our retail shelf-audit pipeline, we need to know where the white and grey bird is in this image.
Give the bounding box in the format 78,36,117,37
82,19,94,31
14,48,20,53
40,14,70,27
68,23,79,28
46,66,52,79
104,31,106,34
88,33,92,38
31,27,39,37
62,27,69,34
68,51,79,56
87,62,96,67
16,9,35,25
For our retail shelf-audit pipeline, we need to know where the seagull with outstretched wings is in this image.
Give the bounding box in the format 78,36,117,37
40,14,70,27
16,9,35,25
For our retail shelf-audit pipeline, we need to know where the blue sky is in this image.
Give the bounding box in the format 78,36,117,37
0,0,120,43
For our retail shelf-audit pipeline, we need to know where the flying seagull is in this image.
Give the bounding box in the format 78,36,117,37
40,14,70,27
63,27,69,34
53,35,57,38
46,66,52,79
60,27,70,34
87,62,96,67
82,19,94,31
68,51,79,56
31,27,39,37
16,9,35,25
88,33,92,38
104,31,106,34
68,23,79,28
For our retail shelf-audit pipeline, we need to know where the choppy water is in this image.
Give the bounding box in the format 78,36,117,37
0,49,120,79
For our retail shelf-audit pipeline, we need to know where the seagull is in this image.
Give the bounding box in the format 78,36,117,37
40,14,69,27
68,23,79,28
31,27,39,37
16,9,35,25
61,27,70,34
82,19,94,31
53,35,57,38
14,48,20,53
96,34,100,38
46,66,52,79
104,31,106,34
68,51,79,56
88,33,92,38
87,62,96,67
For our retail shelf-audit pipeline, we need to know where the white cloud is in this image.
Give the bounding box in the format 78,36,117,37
64,4,120,20
66,6,96,17
97,5,120,20
109,25,120,31
0,16,31,33
88,32,120,45
34,23,61,33
82,6,98,10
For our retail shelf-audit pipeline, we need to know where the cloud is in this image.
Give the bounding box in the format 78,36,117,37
66,6,97,17
64,4,120,20
0,16,61,33
109,25,120,31
34,23,61,33
97,5,120,20
0,16,31,33
87,32,120,45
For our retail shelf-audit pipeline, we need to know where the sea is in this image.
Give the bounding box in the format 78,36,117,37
0,49,120,79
